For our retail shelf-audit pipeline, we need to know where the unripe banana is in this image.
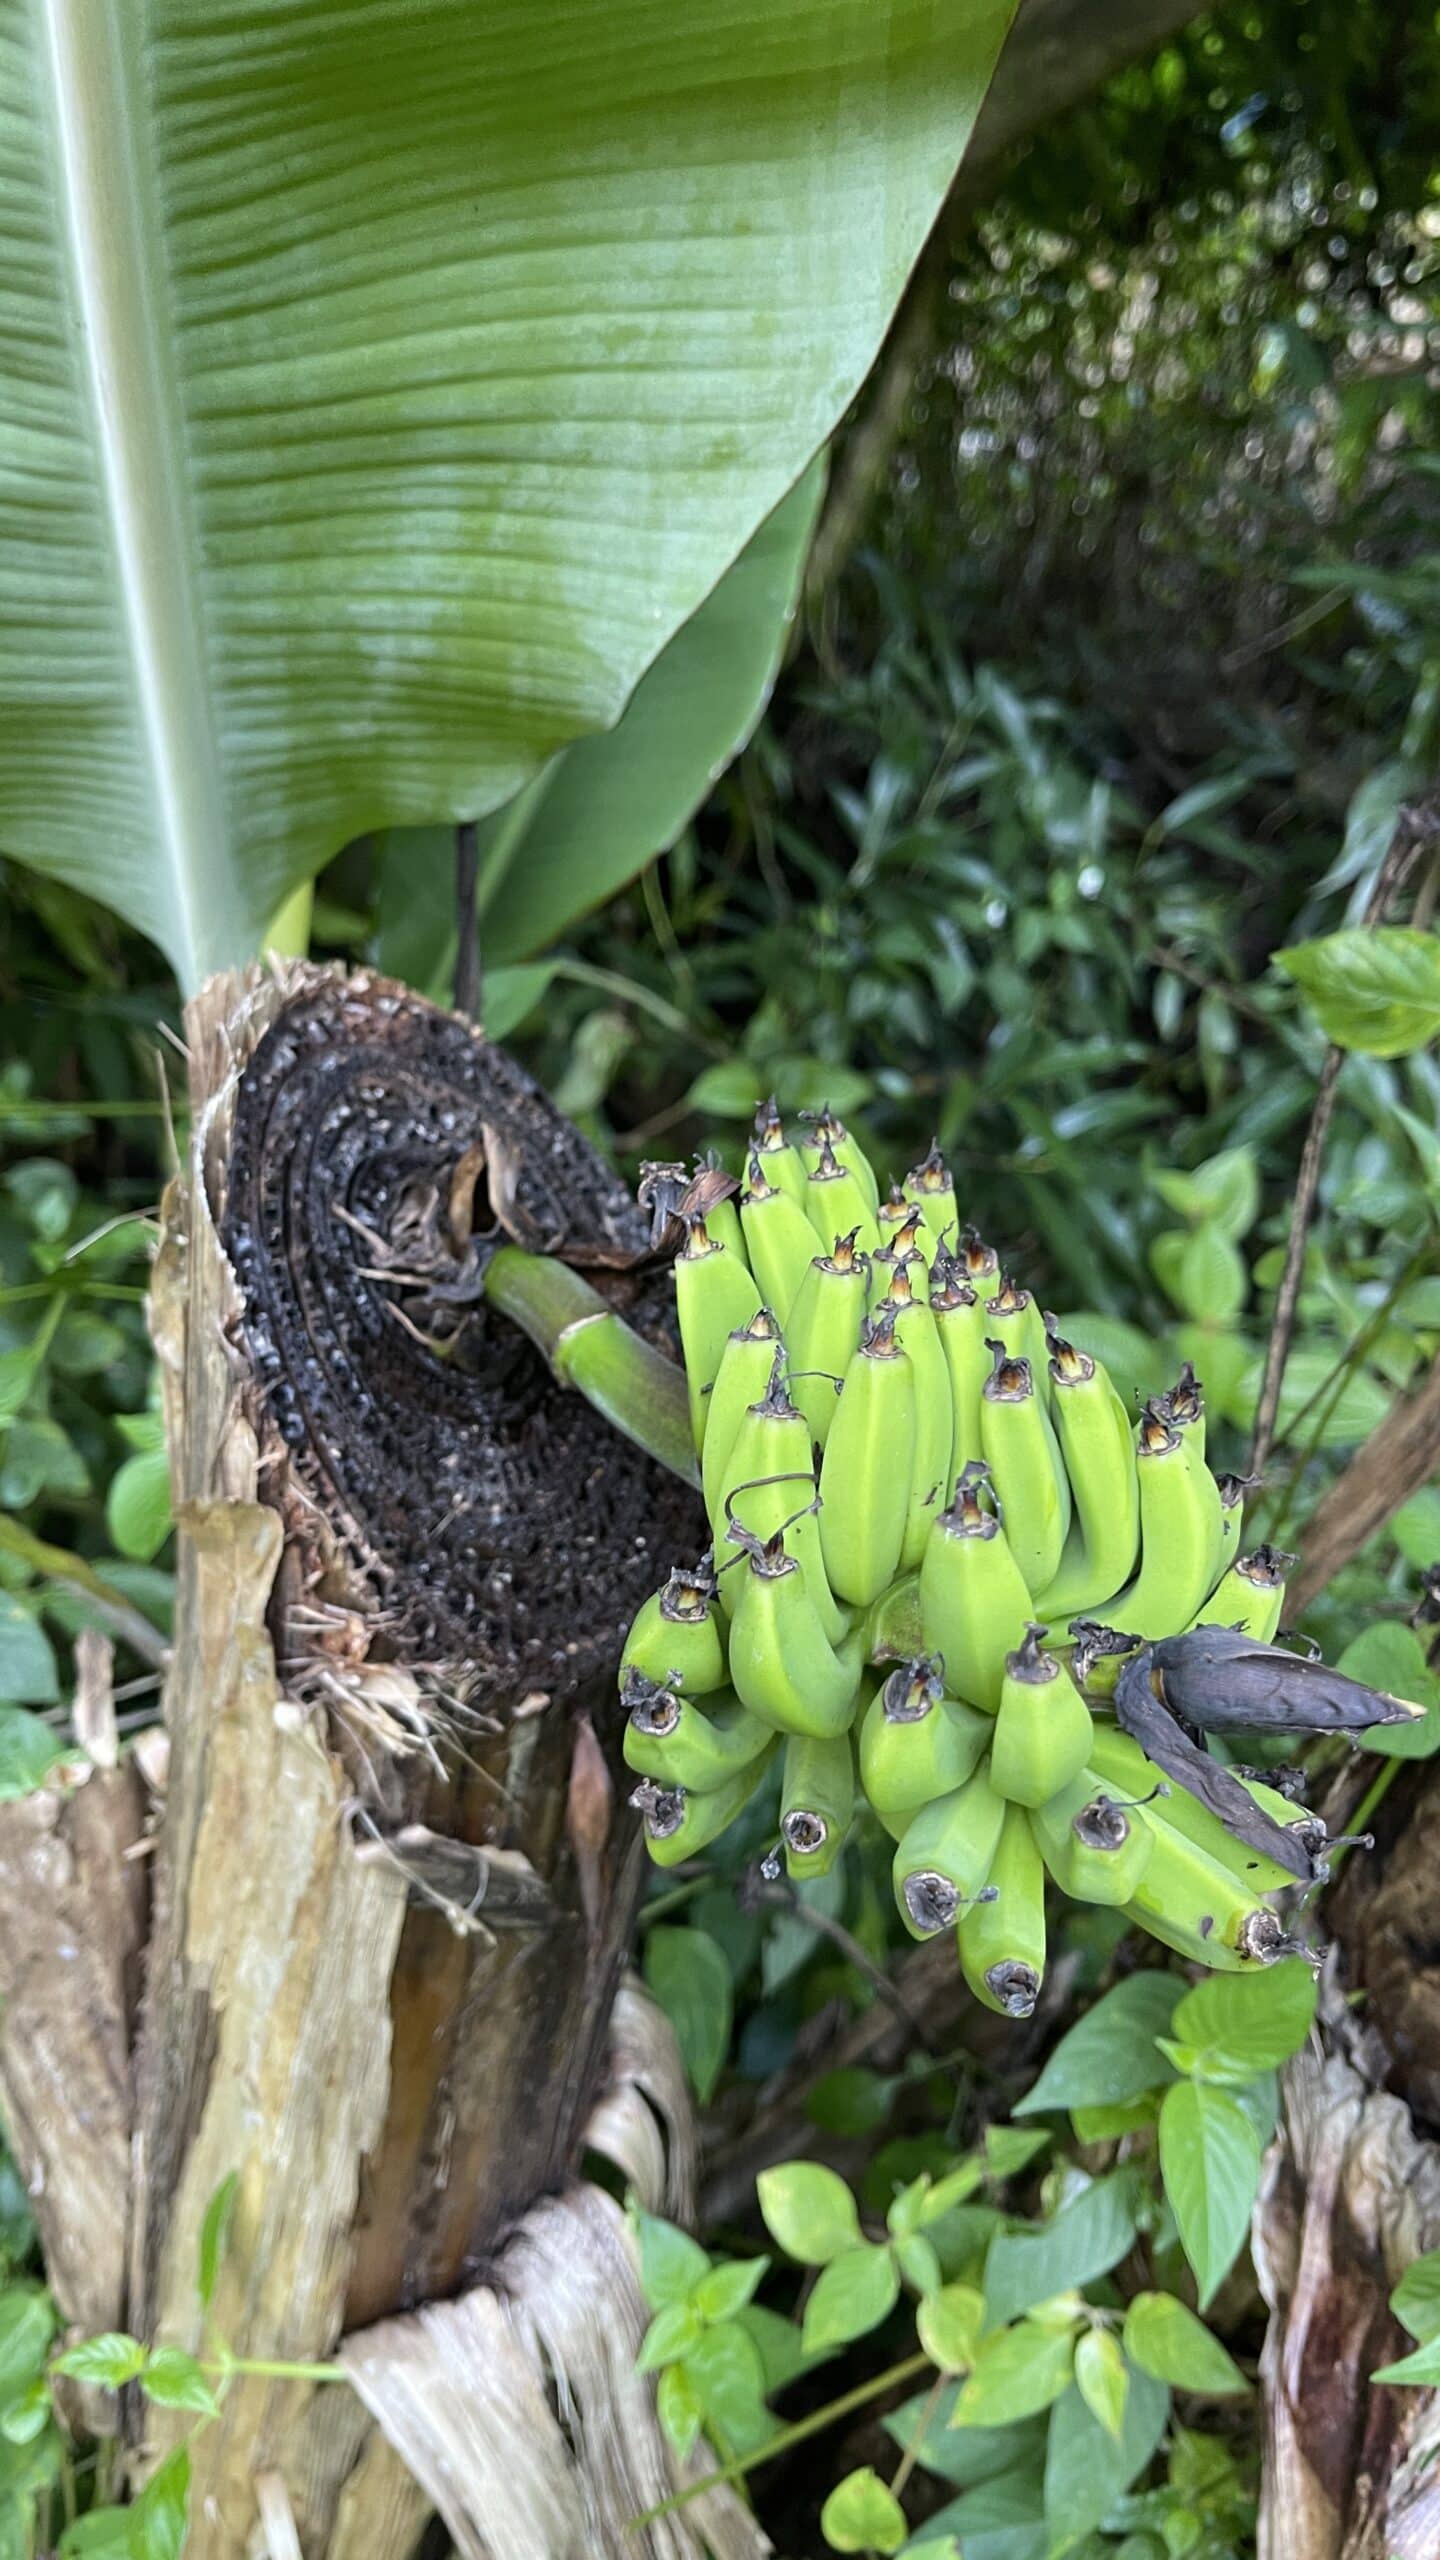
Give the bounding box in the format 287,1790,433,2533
803,1134,882,1256
701,1308,785,1518
919,1460,1034,1713
1211,1472,1252,1582
892,1763,1007,1938
780,1728,856,1878
877,1187,915,1251
622,1672,774,1790
1124,1805,1306,1966
1083,1402,1224,1652
675,1217,762,1449
1190,1543,1295,1643
751,1095,810,1209
989,1624,1095,1808
818,1308,915,1606
630,1757,775,1868
868,1241,930,1311
1033,1329,1140,1623
984,1276,1052,1406
885,1262,954,1572
1030,1774,1155,1906
956,1225,1000,1294
783,1230,869,1454
740,1152,825,1325
857,1656,991,1815
1087,1718,1318,1897
980,1342,1071,1596
863,1570,924,1664
1158,1360,1206,1461
929,1256,992,1472
797,1107,881,1216
727,1531,864,1736
701,1189,746,1264
903,1141,958,1255
620,1559,727,1695
714,1365,847,1642
957,1803,1046,2017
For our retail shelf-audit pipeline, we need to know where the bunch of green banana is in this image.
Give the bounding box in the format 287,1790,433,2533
618,1100,1411,1991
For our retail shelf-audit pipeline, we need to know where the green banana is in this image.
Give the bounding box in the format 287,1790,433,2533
979,1342,1071,1596
918,1459,1035,1712
1085,1402,1224,1647
884,1261,954,1571
1033,1328,1140,1623
1159,1360,1206,1460
989,1623,1095,1808
877,1188,915,1251
983,1276,1052,1404
804,1133,882,1256
892,1762,1008,1938
783,1229,869,1454
1211,1472,1251,1582
867,1242,929,1311
619,1560,727,1695
863,1570,924,1663
727,1531,864,1736
1190,1543,1295,1642
1087,1718,1318,1898
1124,1806,1305,1966
622,1673,774,1790
956,1225,1000,1294
857,1656,990,1815
740,1151,825,1324
700,1188,746,1264
701,1308,784,1520
713,1364,847,1641
630,1759,775,1869
903,1141,958,1254
799,1107,881,1216
818,1308,915,1606
780,1728,856,1877
751,1095,810,1208
957,1803,1046,2017
1030,1774,1155,1906
675,1216,762,1449
929,1255,992,1473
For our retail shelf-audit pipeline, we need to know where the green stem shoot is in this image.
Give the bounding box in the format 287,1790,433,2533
627,2350,930,2530
483,1244,697,1489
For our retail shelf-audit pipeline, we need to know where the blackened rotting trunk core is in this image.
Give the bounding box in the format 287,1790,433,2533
223,971,699,1695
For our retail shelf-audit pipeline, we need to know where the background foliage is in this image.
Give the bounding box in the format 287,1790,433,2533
2,0,1439,2551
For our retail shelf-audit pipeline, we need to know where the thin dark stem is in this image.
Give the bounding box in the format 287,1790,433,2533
1248,799,1438,1478
453,819,481,1020
745,1875,951,2066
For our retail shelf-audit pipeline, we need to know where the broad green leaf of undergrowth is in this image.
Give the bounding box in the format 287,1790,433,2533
644,1926,732,2105
1158,2082,1261,2309
0,1,1013,988
757,2163,862,2266
1277,927,1440,1058
1014,1974,1180,2116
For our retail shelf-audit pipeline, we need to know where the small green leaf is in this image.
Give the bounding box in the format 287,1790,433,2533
951,2321,1076,2428
51,2333,145,2389
196,2174,239,2313
917,2283,984,2374
1015,1974,1181,2116
820,2464,906,2555
1042,2363,1170,2547
636,2301,703,2374
1276,926,1440,1058
802,2244,900,2353
141,2349,220,2417
1172,1225,1247,1326
983,2173,1141,2329
105,1449,173,1565
1158,2082,1262,2309
0,1601,58,1708
1170,1961,1317,2081
1074,2328,1128,2442
633,2210,709,2310
643,1925,732,2105
127,2446,190,2560
1391,2249,1440,2346
757,2162,863,2266
982,2125,1051,2181
1336,1625,1440,1762
693,2258,768,2324
655,2361,702,2462
886,2173,932,2240
1122,2293,1250,2395
681,2323,772,2458
0,2379,51,2445
806,2067,897,2138
1372,2336,1440,2388
1070,2098,1157,2143
893,2232,942,2297
917,2159,985,2221
59,2509,133,2556
0,1708,67,1800
0,2288,57,2396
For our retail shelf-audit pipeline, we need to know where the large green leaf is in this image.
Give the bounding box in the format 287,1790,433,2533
0,1,1012,990
372,460,822,995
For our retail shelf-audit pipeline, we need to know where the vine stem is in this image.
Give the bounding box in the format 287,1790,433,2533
482,1244,698,1489
628,2351,931,2530
207,2356,350,2384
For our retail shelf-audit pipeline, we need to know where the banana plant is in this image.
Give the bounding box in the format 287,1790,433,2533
0,0,1014,991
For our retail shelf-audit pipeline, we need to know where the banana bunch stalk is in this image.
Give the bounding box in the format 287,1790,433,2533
621,1100,1423,1999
